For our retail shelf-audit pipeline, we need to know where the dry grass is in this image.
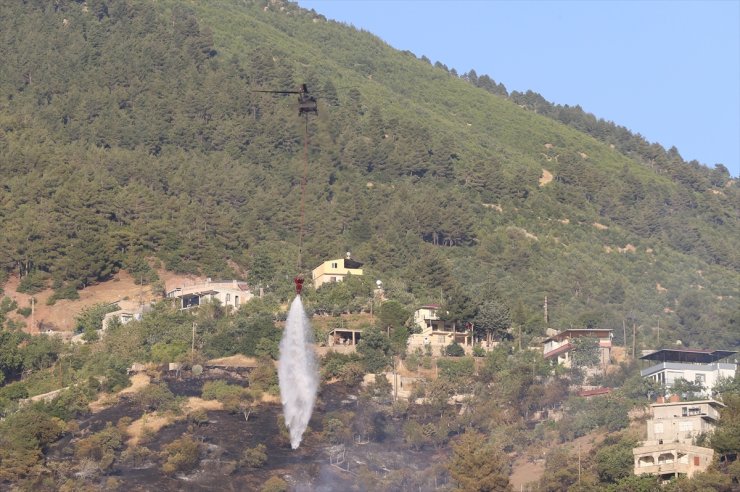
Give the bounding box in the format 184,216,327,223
89,373,151,413
260,393,281,404
125,397,226,446
184,397,224,412
207,354,259,368
88,393,119,413
126,412,175,446
539,168,553,187
119,373,151,395
509,455,545,489
2,268,203,333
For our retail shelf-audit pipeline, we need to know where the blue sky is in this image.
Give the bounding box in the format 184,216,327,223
299,1,740,177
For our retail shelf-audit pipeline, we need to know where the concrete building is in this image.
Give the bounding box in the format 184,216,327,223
633,399,724,480
640,349,737,396
312,253,364,289
327,326,363,349
102,309,139,331
166,279,254,310
542,329,613,367
407,304,473,355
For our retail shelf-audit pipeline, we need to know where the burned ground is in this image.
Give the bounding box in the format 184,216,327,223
42,372,445,491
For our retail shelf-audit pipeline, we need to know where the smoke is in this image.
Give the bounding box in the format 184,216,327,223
278,296,319,449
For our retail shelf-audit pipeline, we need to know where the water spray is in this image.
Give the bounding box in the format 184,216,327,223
278,296,319,449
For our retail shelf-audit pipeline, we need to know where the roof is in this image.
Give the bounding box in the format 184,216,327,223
419,304,441,310
651,399,725,409
343,258,364,269
543,328,612,343
640,349,737,364
578,387,612,397
543,342,572,359
329,328,364,334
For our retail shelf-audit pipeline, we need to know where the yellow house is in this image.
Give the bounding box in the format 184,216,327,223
312,253,364,289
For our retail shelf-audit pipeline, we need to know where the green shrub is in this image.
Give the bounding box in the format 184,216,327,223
437,357,475,384
46,284,80,305
161,435,201,475
242,443,267,468
321,351,363,381
201,380,244,406
16,307,32,317
261,476,288,492
444,342,465,357
135,383,181,413
16,272,48,294
75,423,123,470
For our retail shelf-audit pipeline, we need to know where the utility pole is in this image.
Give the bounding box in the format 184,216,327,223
139,274,144,312
632,322,637,359
30,296,35,331
191,322,196,355
392,356,398,402
518,324,522,351
657,319,660,346
578,443,581,485
622,319,627,353
543,296,548,325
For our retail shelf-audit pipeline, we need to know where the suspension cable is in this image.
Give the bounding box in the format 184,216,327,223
298,114,309,271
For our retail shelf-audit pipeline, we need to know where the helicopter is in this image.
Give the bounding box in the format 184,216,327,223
253,83,318,117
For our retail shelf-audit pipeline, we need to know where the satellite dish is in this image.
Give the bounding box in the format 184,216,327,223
376,280,383,288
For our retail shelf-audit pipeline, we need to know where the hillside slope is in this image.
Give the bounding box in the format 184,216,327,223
0,0,737,348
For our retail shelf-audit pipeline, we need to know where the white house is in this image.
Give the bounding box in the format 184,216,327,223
166,279,254,310
542,329,613,368
407,304,473,355
640,349,737,396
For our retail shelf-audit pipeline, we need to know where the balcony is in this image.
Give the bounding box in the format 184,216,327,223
634,462,691,476
641,361,736,377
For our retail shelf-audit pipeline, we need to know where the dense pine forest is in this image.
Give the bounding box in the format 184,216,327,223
1,0,737,348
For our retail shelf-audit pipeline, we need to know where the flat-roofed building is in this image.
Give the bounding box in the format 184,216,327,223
407,304,473,355
312,253,364,289
640,349,737,396
633,399,724,480
166,279,253,310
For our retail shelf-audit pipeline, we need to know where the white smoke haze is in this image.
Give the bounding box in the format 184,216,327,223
278,296,319,449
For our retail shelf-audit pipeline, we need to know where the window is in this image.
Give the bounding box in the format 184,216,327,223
682,407,688,417
331,262,338,268
225,293,230,303
695,374,706,383
679,421,693,432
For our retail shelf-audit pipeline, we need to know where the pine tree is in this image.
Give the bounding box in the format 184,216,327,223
447,431,512,491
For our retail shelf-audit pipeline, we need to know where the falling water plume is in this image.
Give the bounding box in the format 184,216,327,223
278,296,319,449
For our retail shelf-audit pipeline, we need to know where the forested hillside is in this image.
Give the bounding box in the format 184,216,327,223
0,0,737,348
